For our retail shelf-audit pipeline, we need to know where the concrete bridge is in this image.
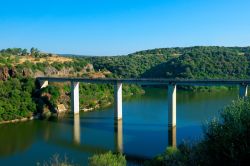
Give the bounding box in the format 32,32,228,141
37,77,249,147
37,77,250,147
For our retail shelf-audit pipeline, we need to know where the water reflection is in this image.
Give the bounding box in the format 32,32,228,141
114,120,123,153
0,88,239,165
168,126,176,147
73,114,81,144
0,122,37,157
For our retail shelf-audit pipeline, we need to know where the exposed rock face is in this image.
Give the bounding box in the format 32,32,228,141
0,63,98,81
33,70,44,77
83,63,94,72
57,67,74,76
0,67,19,80
0,67,9,81
22,68,33,77
56,104,67,113
44,67,58,76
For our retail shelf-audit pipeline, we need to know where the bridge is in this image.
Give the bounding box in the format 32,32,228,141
37,77,249,147
37,77,249,128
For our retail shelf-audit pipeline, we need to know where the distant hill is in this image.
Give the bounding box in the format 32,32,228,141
85,46,250,79
142,46,250,79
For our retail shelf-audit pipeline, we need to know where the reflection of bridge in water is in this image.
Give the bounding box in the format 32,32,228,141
48,114,150,161
72,114,123,153
38,77,249,150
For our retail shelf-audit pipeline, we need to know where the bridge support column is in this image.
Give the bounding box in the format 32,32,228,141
114,82,122,120
168,84,176,127
239,84,248,98
40,80,49,88
71,82,80,114
168,126,177,147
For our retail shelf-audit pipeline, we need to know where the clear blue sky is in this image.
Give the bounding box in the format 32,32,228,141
0,0,250,55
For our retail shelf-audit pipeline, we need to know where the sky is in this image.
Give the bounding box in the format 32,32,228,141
0,0,250,55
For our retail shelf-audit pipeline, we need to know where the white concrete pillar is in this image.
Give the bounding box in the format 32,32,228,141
73,114,81,144
71,82,80,114
114,120,123,153
114,82,122,120
168,84,177,127
40,80,49,88
239,84,248,98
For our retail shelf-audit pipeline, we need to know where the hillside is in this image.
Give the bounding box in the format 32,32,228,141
85,51,176,78
84,46,250,79
142,46,250,79
1,46,250,122
0,48,144,122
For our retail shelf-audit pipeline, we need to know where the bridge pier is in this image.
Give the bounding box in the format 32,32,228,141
168,84,176,127
239,84,248,98
71,81,80,114
168,126,177,147
40,80,49,88
114,82,122,120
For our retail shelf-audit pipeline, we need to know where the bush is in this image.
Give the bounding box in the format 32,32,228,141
151,98,250,166
0,78,36,121
37,154,76,166
88,151,126,166
197,98,250,165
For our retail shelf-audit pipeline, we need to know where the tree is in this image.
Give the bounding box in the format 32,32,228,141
21,49,28,56
30,47,39,56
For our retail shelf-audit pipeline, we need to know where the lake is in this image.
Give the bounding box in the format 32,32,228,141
0,88,238,165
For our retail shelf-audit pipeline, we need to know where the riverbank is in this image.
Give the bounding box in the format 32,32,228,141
0,115,39,124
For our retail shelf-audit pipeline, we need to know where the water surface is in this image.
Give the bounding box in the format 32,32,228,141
0,88,238,165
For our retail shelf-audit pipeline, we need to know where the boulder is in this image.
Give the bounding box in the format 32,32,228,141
57,104,67,113
0,67,9,81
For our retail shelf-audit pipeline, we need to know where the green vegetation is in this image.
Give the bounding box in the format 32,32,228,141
88,151,126,166
0,78,36,121
37,154,76,166
2,46,250,121
62,83,144,110
85,46,250,79
34,85,61,115
148,97,250,166
86,53,174,78
142,46,250,79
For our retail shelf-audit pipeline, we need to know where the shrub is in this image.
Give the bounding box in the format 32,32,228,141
88,151,126,166
197,98,250,165
37,154,76,166
151,98,250,166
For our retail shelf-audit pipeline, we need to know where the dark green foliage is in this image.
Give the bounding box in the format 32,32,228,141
151,98,250,166
143,46,250,79
197,98,250,165
33,85,60,113
66,83,144,109
83,46,250,81
41,86,60,107
88,151,126,166
0,78,36,121
86,53,174,78
0,48,24,55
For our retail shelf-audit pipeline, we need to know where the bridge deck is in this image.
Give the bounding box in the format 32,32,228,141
37,77,250,86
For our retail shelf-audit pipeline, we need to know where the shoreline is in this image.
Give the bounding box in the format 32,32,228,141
0,102,113,125
0,115,40,125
